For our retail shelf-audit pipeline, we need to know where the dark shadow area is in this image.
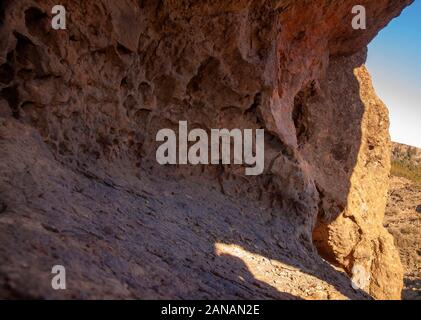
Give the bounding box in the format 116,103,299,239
403,278,421,300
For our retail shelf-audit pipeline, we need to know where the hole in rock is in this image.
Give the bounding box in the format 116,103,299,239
117,43,133,56
25,7,48,38
0,0,10,26
0,63,14,85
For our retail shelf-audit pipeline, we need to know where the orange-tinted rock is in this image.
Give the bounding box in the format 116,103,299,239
0,0,413,299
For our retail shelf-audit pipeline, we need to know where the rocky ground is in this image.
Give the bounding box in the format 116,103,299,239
0,120,370,300
385,176,421,300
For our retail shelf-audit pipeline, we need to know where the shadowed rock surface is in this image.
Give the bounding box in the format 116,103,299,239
0,0,414,299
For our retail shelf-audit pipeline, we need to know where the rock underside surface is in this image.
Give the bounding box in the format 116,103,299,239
0,0,414,299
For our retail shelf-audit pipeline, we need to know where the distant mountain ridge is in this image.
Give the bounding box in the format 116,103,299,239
392,142,421,166
391,142,421,185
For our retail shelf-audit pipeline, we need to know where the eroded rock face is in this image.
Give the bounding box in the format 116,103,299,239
0,0,413,299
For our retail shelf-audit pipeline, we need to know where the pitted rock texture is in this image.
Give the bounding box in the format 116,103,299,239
0,0,413,299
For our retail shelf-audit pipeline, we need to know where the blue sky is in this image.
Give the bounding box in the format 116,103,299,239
367,0,421,148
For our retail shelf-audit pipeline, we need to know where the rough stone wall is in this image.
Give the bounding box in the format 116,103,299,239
0,0,413,299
